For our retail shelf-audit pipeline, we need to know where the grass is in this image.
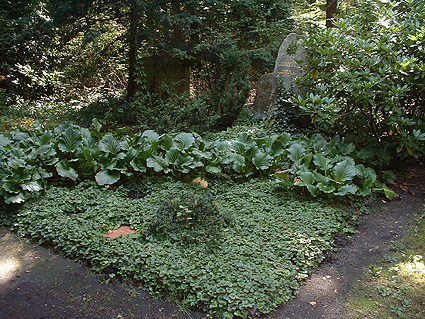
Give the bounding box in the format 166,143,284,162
345,214,425,319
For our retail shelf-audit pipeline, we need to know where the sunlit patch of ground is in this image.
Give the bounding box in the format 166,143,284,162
345,217,425,319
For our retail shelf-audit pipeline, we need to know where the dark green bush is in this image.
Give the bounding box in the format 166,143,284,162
287,0,425,166
132,90,219,135
147,187,232,245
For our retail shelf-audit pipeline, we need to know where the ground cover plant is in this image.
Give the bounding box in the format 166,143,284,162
0,119,394,318
2,1,423,318
11,177,359,318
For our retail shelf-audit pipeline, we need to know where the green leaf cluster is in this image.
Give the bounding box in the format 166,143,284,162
1,120,396,204
13,178,357,318
288,0,425,164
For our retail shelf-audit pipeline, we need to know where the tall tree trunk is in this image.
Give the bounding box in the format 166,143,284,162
326,0,337,28
127,0,137,100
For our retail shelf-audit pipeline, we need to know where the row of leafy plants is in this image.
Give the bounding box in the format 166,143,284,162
0,119,398,205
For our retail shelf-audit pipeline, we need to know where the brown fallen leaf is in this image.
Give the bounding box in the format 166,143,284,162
104,226,136,238
192,177,208,188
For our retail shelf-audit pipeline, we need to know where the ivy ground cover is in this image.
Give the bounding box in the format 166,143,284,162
11,177,357,318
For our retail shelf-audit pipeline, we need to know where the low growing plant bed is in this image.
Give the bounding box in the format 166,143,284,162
11,177,359,318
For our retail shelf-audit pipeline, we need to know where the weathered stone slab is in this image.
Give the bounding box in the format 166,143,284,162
141,56,191,96
252,73,278,121
273,33,306,94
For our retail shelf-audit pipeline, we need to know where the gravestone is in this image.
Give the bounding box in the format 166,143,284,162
252,33,306,120
273,32,306,94
141,56,191,96
252,73,277,121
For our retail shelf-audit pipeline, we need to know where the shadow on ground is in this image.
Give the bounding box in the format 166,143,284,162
0,230,206,319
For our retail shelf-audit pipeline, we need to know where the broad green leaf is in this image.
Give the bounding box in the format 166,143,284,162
38,131,53,146
275,173,293,189
231,141,247,154
147,155,170,173
4,192,25,204
226,152,245,166
312,139,328,153
333,159,358,182
92,118,102,131
175,155,194,168
99,134,121,154
37,167,53,179
357,187,372,196
252,152,273,170
130,160,147,173
191,149,211,160
303,154,313,168
58,127,82,153
0,134,12,147
165,148,180,164
334,184,358,196
142,130,160,143
186,160,203,169
125,147,139,163
339,142,356,155
314,172,332,184
313,154,332,172
11,129,29,143
287,143,306,162
206,165,222,174
382,170,397,183
173,133,195,151
21,181,42,192
356,164,377,188
54,122,74,135
317,182,336,193
381,184,399,200
236,132,253,144
95,170,121,186
307,184,320,197
3,183,20,194
299,171,315,185
159,134,174,150
80,127,92,140
215,141,230,153
56,160,79,180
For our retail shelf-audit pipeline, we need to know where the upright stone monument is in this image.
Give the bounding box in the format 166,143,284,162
252,73,277,121
141,56,191,96
273,32,306,94
252,33,306,120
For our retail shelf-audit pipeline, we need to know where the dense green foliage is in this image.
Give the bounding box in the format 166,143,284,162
0,0,59,99
1,1,423,317
0,121,397,205
285,0,425,165
11,178,358,318
1,0,295,131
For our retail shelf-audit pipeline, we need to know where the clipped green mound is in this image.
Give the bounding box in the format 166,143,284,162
14,177,357,318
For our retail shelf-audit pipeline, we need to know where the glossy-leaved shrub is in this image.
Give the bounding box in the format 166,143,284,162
288,0,425,166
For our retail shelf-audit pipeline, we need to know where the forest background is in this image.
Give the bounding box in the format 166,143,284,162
1,1,425,318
